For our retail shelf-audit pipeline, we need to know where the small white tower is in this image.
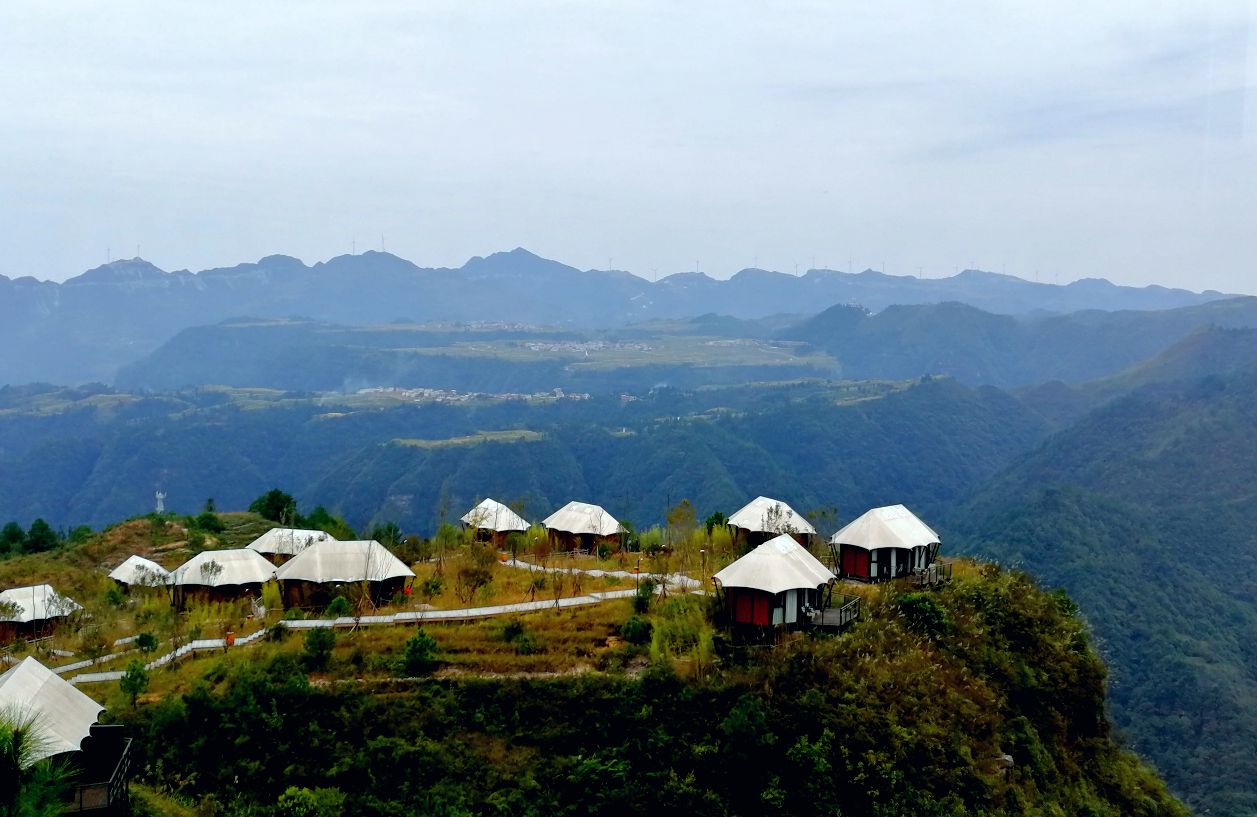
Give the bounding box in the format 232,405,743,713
155,491,166,514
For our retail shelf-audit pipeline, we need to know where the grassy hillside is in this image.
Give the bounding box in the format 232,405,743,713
114,565,1186,817
953,367,1257,816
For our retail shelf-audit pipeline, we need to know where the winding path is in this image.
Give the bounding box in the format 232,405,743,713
66,558,703,685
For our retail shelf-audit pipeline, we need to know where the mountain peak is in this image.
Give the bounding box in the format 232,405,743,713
67,258,168,284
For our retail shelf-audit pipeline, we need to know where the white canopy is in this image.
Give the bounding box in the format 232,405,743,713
108,555,171,586
172,549,276,587
0,584,82,624
830,504,940,550
542,501,622,537
0,657,104,763
727,496,818,536
247,527,336,557
461,498,529,533
714,534,834,595
276,540,415,584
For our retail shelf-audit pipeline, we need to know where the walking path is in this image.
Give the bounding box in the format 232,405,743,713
65,560,706,685
502,557,703,591
68,587,644,685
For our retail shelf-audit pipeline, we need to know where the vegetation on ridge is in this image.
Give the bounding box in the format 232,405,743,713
111,565,1185,817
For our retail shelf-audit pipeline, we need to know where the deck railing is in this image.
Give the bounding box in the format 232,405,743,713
910,562,953,588
65,728,131,813
816,594,861,629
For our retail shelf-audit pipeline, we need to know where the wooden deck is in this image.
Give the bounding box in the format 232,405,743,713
816,594,861,629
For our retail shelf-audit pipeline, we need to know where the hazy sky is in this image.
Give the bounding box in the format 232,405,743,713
2,2,1255,291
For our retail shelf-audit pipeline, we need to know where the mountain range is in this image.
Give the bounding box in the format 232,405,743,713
0,248,1234,386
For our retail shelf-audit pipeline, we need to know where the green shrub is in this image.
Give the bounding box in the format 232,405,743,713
400,628,438,675
194,511,225,533
513,631,540,655
633,578,656,614
620,614,653,646
301,628,335,671
274,786,345,817
419,575,445,602
896,592,952,639
136,632,158,653
501,618,527,643
324,596,351,617
104,585,125,608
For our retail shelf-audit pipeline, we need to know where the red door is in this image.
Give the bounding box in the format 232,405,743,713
842,547,870,578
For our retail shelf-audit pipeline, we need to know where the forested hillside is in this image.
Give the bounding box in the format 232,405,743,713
953,367,1257,816
0,377,1045,534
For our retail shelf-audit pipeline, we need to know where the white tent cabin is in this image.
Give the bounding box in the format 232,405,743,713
727,496,818,550
247,527,336,565
461,498,529,547
0,584,82,643
275,539,415,608
830,504,940,583
712,534,835,629
170,549,276,608
107,555,172,590
0,656,133,812
542,501,623,553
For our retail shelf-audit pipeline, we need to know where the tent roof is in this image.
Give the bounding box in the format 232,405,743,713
713,534,834,595
172,549,276,587
247,528,336,556
461,498,530,533
107,555,171,586
276,540,415,584
727,496,818,536
830,504,940,550
542,501,622,537
0,657,104,763
0,584,82,623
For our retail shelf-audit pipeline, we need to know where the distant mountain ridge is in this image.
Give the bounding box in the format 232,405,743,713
781,296,1257,387
0,247,1233,385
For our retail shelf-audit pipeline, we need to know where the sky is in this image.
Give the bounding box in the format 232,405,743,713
1,1,1255,291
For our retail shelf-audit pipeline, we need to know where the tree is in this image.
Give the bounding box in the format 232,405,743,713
666,499,697,547
1,712,72,817
203,497,216,513
136,632,158,654
24,519,58,553
249,489,299,524
120,660,150,707
0,521,24,553
704,511,728,536
399,629,438,675
302,628,335,671
368,521,402,548
305,506,356,540
454,541,496,604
